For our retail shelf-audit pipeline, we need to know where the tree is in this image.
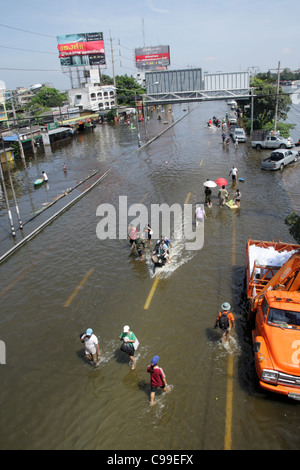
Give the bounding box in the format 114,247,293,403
28,87,67,109
243,76,292,134
285,212,300,244
115,75,145,107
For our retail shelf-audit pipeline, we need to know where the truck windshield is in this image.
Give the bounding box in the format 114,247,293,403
267,308,300,328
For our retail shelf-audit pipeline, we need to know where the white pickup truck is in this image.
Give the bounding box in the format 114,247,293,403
251,134,293,149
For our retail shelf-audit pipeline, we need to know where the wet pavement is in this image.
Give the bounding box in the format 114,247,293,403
0,100,300,450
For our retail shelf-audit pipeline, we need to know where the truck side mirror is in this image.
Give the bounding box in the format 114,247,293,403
253,342,261,352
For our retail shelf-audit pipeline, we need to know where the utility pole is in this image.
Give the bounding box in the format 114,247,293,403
0,155,16,238
10,95,26,165
110,32,118,117
1,140,23,230
274,61,281,133
110,32,116,89
250,87,254,137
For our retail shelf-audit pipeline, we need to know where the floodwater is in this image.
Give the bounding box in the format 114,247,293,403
0,99,300,450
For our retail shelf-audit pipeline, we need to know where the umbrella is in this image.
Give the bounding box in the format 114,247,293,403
216,178,228,187
203,180,217,188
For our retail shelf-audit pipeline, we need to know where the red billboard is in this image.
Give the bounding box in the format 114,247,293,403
57,32,106,67
135,46,170,70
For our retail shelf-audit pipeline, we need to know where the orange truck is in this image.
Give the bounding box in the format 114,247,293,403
246,238,300,400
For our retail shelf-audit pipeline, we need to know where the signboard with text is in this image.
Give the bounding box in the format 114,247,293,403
135,45,170,70
57,32,106,68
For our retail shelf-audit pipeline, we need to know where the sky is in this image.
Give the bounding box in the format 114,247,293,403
1,0,299,91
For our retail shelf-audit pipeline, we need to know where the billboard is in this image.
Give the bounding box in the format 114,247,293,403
57,32,106,67
135,45,170,70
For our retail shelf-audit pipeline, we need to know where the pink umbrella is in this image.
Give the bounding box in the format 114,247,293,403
216,178,228,187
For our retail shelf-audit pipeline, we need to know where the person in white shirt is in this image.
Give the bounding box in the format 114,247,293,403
229,166,238,183
81,328,101,365
42,171,48,182
194,205,206,226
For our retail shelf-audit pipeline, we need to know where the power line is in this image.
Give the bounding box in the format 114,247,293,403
0,22,55,38
0,45,56,54
0,67,60,71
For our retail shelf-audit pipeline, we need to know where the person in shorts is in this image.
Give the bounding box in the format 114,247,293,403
119,325,137,369
80,328,101,365
144,223,152,247
147,355,171,405
214,302,235,342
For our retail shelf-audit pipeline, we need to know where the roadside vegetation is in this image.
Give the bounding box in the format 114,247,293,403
243,69,295,137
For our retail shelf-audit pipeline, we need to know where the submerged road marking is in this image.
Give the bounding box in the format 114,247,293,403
225,354,234,450
64,267,94,307
199,159,203,167
144,192,191,310
144,274,160,310
184,192,191,204
139,192,149,205
224,214,236,450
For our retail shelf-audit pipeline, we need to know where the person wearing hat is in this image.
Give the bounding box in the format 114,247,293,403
147,356,170,405
131,233,146,261
80,328,101,365
214,302,235,341
119,325,137,369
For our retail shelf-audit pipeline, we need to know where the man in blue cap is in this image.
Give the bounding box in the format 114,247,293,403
80,328,101,365
147,355,171,405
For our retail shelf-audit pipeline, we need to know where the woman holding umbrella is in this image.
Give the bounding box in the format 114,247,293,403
203,179,217,207
216,178,229,207
218,185,229,207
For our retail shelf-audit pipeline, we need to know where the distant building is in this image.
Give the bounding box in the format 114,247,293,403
133,72,145,88
68,82,116,112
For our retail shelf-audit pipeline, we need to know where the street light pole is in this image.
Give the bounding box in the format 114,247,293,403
135,91,141,147
274,61,281,133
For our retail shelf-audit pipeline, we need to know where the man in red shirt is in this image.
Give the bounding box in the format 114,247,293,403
147,356,171,405
214,302,235,342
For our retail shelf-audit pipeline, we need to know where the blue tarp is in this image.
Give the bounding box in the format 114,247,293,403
2,134,18,141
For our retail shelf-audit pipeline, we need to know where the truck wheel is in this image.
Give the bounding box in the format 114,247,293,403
256,144,262,149
280,163,284,170
280,144,286,149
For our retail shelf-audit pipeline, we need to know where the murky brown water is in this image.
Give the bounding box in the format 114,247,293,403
0,101,300,450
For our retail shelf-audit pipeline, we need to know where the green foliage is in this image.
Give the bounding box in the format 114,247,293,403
243,74,294,135
285,212,300,244
28,87,67,109
107,110,116,122
263,121,295,138
248,77,292,127
115,75,145,107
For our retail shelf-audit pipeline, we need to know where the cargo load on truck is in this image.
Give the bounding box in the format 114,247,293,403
246,238,300,400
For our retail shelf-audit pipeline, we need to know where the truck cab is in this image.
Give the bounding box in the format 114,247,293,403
253,290,300,399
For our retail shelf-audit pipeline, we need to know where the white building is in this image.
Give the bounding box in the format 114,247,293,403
68,82,116,112
133,72,145,87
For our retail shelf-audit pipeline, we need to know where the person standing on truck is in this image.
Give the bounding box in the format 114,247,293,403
214,302,235,342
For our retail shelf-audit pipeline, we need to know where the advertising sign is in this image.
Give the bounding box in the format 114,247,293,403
57,32,106,67
135,45,170,70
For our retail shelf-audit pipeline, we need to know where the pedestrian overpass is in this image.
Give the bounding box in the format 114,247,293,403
145,69,252,105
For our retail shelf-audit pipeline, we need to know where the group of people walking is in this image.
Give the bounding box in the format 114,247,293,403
128,223,171,264
79,300,235,406
203,166,241,209
80,325,171,405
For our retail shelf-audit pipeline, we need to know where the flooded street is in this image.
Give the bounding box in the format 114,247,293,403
0,100,300,450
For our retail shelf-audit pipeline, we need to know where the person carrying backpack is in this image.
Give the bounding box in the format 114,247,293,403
214,302,235,342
